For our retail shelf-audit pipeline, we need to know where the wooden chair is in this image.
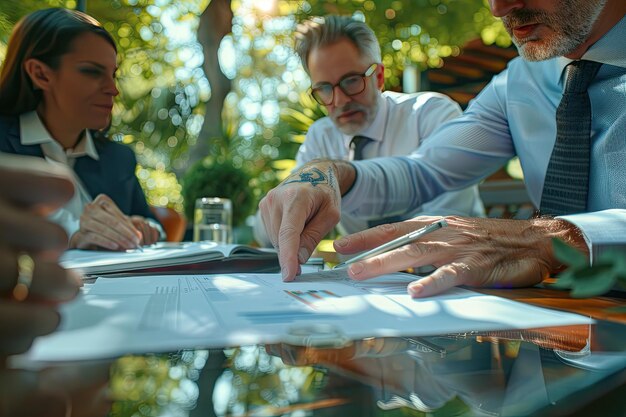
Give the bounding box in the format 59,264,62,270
150,206,187,242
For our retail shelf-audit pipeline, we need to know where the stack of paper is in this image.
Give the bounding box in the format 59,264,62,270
20,271,593,362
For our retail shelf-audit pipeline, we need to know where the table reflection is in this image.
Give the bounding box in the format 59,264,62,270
2,321,625,416
264,324,620,416
0,361,111,416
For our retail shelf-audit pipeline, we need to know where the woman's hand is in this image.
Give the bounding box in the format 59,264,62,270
130,215,160,245
69,194,143,251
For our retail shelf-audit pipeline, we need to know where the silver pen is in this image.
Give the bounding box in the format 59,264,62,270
333,219,448,269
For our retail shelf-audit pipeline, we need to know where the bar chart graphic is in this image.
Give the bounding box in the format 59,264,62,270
284,289,341,308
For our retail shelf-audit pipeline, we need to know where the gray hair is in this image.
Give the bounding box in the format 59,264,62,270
295,15,381,74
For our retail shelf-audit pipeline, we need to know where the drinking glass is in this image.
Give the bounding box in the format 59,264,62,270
193,197,232,244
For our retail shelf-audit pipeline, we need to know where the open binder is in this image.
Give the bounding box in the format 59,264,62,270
60,241,279,275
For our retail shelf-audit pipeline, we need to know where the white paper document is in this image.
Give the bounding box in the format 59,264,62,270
23,272,593,362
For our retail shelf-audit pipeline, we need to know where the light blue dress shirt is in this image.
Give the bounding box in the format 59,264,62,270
344,15,626,261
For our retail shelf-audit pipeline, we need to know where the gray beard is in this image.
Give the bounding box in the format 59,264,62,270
504,0,606,61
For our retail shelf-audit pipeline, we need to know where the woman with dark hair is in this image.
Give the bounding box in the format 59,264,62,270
0,8,161,251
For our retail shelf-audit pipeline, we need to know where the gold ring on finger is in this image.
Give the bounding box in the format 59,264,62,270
13,252,35,302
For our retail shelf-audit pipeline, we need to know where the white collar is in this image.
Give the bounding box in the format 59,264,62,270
341,93,388,148
20,111,99,160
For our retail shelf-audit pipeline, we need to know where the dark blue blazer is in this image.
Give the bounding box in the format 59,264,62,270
0,114,156,222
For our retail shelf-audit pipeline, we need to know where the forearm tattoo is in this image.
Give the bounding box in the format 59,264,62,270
282,167,330,187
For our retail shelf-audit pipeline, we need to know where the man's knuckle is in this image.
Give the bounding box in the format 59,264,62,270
277,225,299,240
433,265,459,291
281,187,300,203
447,263,470,285
368,256,385,272
326,207,340,223
406,242,429,258
304,229,324,244
378,222,400,236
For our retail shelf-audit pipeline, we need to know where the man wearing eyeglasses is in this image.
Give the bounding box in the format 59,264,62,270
254,15,483,246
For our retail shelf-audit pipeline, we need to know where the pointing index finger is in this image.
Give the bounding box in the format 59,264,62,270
278,206,307,282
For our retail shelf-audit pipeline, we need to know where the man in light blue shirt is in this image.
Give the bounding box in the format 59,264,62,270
260,0,626,296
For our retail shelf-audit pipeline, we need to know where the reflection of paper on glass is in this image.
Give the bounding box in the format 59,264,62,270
21,273,593,362
60,241,277,275
555,347,626,371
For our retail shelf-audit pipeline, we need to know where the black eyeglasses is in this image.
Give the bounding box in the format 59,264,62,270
310,63,378,106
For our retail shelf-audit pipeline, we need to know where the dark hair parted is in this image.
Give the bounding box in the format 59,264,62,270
0,8,116,116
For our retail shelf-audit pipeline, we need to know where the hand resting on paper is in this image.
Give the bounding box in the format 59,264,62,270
333,215,588,298
0,155,82,356
69,194,159,251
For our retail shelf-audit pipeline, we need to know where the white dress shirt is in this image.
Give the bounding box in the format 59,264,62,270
20,111,99,237
344,15,626,261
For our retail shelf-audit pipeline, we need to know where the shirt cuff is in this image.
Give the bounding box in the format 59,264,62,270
47,208,80,244
342,162,366,213
146,218,166,241
558,209,626,264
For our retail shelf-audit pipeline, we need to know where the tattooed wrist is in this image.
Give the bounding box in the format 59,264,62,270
280,159,353,200
282,166,331,187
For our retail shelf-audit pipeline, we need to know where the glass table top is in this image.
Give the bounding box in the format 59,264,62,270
2,318,625,417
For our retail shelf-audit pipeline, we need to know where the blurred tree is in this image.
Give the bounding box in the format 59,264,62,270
289,0,510,88
195,0,233,167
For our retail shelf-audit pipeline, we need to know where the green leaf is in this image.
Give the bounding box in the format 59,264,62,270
569,272,617,298
280,108,316,127
598,250,626,274
616,276,626,289
551,269,576,289
573,263,613,279
552,238,587,268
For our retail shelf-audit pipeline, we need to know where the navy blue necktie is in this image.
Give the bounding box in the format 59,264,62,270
349,135,403,227
540,60,602,216
350,135,372,161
